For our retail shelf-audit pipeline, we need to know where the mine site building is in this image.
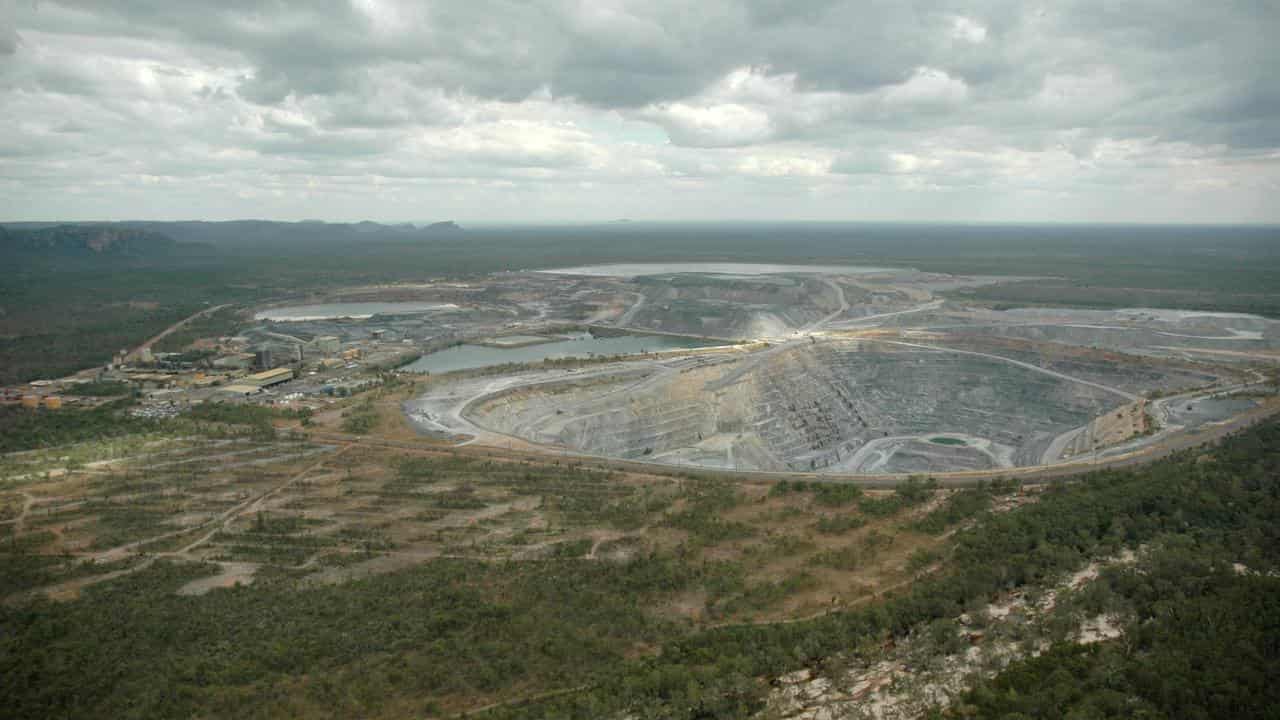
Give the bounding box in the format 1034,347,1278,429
242,367,294,388
314,336,341,355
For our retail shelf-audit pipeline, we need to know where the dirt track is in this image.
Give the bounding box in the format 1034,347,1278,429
123,303,232,363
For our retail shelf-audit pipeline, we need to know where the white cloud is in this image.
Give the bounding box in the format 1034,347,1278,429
638,67,854,147
349,0,409,37
882,67,969,108
409,119,608,169
736,154,829,177
949,16,987,44
643,101,775,147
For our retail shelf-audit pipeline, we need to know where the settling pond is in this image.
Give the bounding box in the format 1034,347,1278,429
401,332,720,374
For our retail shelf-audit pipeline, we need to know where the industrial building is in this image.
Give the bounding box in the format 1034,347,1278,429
18,394,62,410
314,336,341,355
242,367,294,388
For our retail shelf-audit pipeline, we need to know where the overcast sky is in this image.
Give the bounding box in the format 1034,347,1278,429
1,1,1277,224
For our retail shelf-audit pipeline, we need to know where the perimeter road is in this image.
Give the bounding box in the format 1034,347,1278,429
306,393,1279,490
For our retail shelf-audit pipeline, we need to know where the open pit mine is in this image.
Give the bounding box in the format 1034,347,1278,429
390,264,1276,477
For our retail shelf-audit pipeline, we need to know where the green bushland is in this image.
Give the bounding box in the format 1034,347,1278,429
910,486,998,534
857,477,936,517
742,533,815,562
948,545,1280,719
0,555,712,719
0,302,200,385
770,480,863,506
2,417,1279,718
664,481,755,546
492,420,1280,719
906,547,940,572
0,554,141,597
956,279,1280,318
808,531,894,572
719,571,820,616
813,514,867,535
0,401,156,453
63,381,132,397
186,402,309,440
151,306,244,353
549,538,594,558
84,504,179,550
773,478,934,517
339,400,379,434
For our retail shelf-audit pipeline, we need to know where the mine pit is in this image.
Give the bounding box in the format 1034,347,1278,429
465,339,1168,474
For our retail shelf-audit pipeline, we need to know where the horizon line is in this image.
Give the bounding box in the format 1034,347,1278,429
4,218,1279,229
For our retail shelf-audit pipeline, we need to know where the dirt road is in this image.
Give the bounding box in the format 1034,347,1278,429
321,386,1280,490
877,339,1139,401
826,299,944,329
123,303,231,362
616,291,647,326
801,277,851,333
11,491,35,535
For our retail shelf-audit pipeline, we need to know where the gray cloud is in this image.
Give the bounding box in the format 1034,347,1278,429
0,0,1277,222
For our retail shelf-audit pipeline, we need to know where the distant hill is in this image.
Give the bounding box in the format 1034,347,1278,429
0,220,468,250
354,220,423,234
1,224,179,257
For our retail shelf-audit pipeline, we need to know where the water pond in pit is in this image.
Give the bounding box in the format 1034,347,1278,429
256,301,456,321
402,332,720,374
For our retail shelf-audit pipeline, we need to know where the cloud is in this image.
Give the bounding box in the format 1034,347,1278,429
949,16,987,44
1034,70,1128,118
882,67,969,108
0,0,1276,222
830,150,898,175
643,101,776,148
638,67,851,147
737,153,829,177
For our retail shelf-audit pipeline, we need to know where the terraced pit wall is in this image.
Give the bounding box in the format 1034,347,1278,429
466,340,1131,474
